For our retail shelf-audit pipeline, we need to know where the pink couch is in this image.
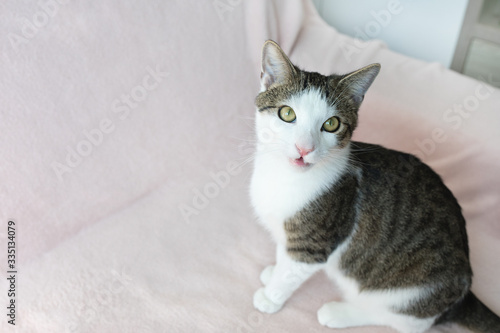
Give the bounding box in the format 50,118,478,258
0,0,498,332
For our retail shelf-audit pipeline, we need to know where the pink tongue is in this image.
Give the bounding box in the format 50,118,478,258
295,157,305,166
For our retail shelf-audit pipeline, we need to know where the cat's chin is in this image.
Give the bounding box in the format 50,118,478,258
289,157,313,169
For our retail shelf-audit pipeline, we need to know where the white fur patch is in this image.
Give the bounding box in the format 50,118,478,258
250,88,350,244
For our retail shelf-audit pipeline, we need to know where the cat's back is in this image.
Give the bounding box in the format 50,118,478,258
350,141,461,212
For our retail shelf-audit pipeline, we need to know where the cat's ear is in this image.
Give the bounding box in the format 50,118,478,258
260,40,297,91
336,63,381,104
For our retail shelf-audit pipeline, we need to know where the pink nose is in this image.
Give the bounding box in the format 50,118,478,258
296,144,314,157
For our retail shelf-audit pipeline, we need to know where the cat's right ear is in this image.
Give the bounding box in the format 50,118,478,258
260,40,296,91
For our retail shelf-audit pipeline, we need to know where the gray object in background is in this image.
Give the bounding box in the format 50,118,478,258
452,0,500,88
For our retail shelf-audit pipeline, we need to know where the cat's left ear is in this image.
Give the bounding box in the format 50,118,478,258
336,63,381,104
260,40,297,91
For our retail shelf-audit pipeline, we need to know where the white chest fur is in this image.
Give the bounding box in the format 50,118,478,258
250,148,350,244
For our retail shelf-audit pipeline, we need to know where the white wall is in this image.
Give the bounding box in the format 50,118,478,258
312,0,469,68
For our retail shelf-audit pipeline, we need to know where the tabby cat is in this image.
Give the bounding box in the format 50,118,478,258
250,40,500,333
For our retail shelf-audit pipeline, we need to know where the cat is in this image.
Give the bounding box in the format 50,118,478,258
250,40,500,333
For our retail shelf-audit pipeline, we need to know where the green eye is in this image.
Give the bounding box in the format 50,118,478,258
278,106,296,123
322,116,341,133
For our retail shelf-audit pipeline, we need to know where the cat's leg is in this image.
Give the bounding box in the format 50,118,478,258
317,301,435,333
259,265,275,285
254,245,323,313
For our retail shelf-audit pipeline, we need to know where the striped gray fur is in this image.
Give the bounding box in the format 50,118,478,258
282,142,471,318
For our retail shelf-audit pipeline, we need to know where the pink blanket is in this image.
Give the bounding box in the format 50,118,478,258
0,0,498,332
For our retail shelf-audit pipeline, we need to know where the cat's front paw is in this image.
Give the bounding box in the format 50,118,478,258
253,287,283,314
259,265,275,285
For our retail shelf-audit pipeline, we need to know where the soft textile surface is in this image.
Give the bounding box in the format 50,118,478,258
0,0,499,332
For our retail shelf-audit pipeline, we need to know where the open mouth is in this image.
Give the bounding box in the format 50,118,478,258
290,157,311,167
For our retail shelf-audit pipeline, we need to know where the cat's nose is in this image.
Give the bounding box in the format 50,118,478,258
296,144,314,157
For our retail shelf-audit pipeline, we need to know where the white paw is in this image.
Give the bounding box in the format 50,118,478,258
317,301,352,329
253,287,283,314
259,265,275,285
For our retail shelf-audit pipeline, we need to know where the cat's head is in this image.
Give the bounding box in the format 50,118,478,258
255,40,380,170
